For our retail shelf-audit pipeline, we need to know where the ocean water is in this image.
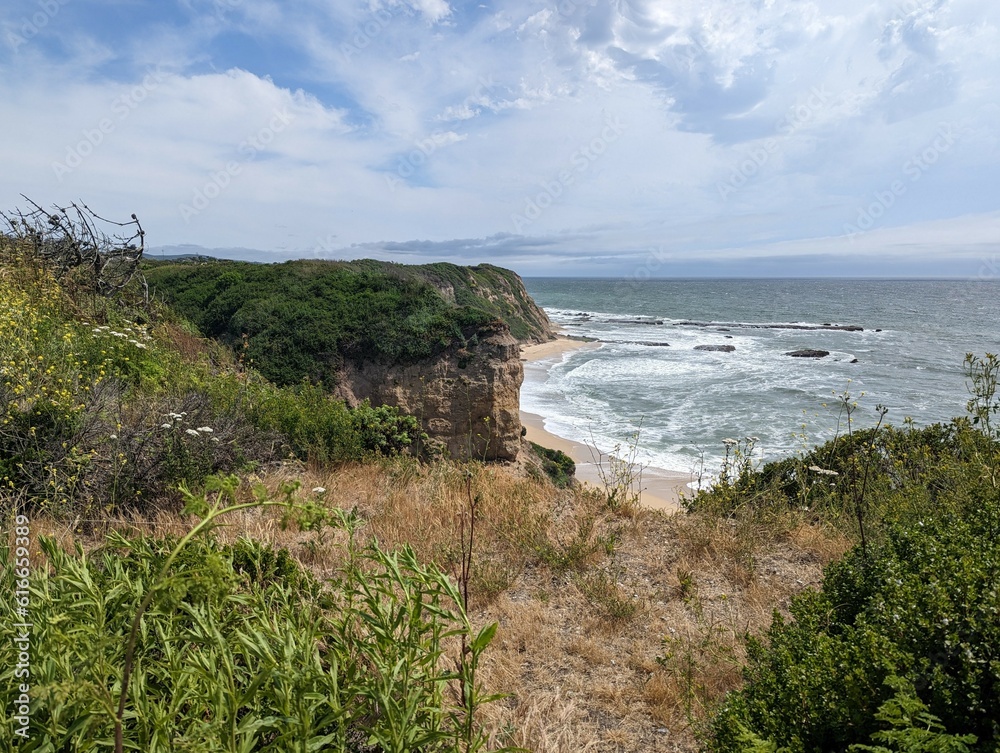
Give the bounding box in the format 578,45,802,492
520,279,1000,476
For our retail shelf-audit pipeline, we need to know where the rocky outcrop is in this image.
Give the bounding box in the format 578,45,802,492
334,323,523,461
695,344,736,352
677,321,863,332
785,349,830,358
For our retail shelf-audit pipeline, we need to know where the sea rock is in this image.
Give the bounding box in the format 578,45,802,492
785,349,830,358
676,321,863,332
334,323,523,460
694,344,736,352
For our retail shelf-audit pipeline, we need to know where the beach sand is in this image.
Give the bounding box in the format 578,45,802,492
520,337,694,511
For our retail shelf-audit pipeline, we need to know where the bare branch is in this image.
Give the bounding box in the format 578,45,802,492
1,197,145,297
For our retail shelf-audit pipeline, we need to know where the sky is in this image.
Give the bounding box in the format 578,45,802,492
1,0,998,278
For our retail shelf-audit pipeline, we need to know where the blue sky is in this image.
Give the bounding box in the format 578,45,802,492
1,0,998,277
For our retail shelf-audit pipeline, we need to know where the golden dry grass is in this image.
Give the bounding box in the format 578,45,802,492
20,454,851,752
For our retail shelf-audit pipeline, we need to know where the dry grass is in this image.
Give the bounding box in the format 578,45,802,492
19,454,851,752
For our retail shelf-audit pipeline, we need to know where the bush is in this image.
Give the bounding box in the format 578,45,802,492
145,259,499,387
529,441,575,488
710,493,1000,752
0,512,501,751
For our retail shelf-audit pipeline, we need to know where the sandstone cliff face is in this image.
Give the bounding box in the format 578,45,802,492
334,324,523,461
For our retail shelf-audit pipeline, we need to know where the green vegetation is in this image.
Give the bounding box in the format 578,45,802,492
529,441,575,488
696,363,1000,752
0,228,419,519
1,478,501,752
0,206,516,753
144,258,549,388
7,203,1000,752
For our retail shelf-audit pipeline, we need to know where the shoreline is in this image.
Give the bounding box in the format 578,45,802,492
520,337,694,512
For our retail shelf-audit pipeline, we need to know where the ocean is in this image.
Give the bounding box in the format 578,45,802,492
520,278,1000,477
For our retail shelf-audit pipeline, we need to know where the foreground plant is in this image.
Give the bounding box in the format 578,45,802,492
1,476,507,752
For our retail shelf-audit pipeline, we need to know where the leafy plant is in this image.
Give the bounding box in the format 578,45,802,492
529,441,575,488
0,477,509,752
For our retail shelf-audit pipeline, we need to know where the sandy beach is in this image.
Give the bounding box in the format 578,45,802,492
520,337,694,511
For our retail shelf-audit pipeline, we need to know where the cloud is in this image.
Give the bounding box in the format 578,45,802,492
1,0,998,277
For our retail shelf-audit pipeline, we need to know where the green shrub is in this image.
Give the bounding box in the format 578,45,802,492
529,441,575,488
144,259,500,387
0,513,502,751
710,493,1000,752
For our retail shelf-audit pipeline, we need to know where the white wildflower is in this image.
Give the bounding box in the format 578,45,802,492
312,486,326,494
210,437,220,443
160,423,172,429
185,429,200,437
109,434,118,440
722,438,737,446
196,426,213,433
808,465,839,477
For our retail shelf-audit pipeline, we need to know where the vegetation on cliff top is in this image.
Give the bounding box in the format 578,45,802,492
144,258,550,388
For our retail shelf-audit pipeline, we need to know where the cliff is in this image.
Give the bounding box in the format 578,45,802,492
145,258,552,460
334,322,523,460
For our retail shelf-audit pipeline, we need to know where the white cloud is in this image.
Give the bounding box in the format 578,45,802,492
0,0,998,275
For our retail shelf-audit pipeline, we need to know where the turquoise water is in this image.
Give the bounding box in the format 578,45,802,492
521,279,1000,475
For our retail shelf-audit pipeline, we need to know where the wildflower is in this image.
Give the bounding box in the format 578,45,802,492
808,465,839,476
312,486,326,494
109,434,118,440
722,438,737,446
196,426,213,433
185,429,200,437
160,423,172,429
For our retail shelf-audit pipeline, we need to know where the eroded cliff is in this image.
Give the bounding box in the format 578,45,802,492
146,258,552,461
335,322,523,460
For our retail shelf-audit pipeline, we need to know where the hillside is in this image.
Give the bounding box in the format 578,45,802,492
144,258,553,388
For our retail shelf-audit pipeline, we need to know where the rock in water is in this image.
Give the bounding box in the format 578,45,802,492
785,349,830,358
694,344,736,352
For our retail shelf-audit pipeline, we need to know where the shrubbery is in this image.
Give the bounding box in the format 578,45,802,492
145,259,500,387
702,360,1000,752
529,441,575,488
711,489,1000,752
0,484,501,752
0,247,423,519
